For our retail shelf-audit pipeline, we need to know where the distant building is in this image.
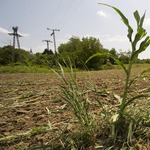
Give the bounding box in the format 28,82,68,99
30,48,34,56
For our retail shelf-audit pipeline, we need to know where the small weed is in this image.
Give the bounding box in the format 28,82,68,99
103,62,114,70
51,60,101,149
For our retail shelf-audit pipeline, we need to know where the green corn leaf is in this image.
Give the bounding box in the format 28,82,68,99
128,77,138,88
134,10,140,29
98,3,133,42
138,36,150,52
131,37,150,60
131,36,150,60
140,68,150,76
125,94,149,108
98,3,129,27
85,52,128,76
115,60,128,76
132,28,147,50
133,29,143,46
140,11,146,29
85,53,100,64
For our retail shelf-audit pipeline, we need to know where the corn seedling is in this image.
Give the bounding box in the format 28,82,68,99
86,3,150,147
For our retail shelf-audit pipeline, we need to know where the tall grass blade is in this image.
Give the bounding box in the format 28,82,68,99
57,62,65,78
0,134,23,150
51,68,68,85
127,121,133,144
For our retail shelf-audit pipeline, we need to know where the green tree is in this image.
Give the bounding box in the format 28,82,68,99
31,53,46,65
109,48,118,64
78,37,105,69
31,52,55,66
133,58,142,63
58,36,82,66
0,45,32,66
20,49,33,66
58,36,107,69
42,49,54,55
145,59,150,63
0,45,12,65
118,50,131,64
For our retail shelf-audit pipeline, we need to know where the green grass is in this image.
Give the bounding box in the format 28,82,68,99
0,65,51,73
113,63,150,69
0,65,82,73
0,63,149,73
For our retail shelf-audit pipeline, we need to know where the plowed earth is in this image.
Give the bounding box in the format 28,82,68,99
0,67,150,149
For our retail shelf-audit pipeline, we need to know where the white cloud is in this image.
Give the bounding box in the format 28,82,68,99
0,27,9,34
83,34,101,39
144,18,150,27
0,27,30,37
83,34,128,42
18,32,30,37
101,35,128,42
97,10,108,17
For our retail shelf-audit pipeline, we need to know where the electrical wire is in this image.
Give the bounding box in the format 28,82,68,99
59,0,84,29
47,0,62,28
56,0,76,29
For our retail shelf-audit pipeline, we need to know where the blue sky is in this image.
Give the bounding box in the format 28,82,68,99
1,0,150,59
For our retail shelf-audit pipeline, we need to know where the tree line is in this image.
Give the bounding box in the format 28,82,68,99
0,36,149,69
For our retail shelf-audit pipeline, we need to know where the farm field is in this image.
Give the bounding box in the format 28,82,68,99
0,67,150,149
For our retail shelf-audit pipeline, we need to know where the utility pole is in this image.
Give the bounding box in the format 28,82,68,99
42,40,52,51
47,28,60,62
8,26,23,67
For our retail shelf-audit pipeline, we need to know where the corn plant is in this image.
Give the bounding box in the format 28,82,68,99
86,3,150,146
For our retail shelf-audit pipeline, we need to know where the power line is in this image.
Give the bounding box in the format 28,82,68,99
57,0,76,28
59,0,84,29
47,0,62,28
